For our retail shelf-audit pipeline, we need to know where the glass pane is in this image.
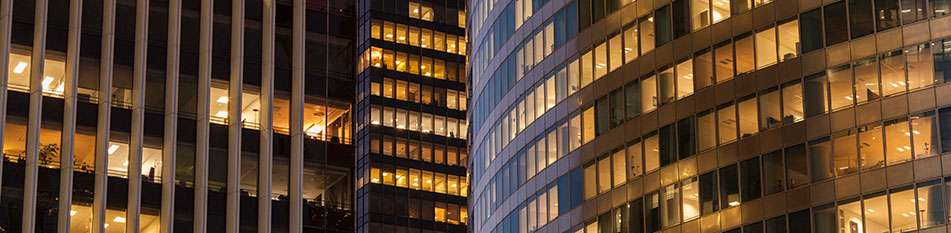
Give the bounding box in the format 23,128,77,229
756,27,778,69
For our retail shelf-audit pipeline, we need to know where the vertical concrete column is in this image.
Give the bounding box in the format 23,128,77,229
195,0,213,231
0,0,11,209
58,0,82,231
226,0,245,232
289,0,305,232
160,0,181,232
93,0,115,231
127,0,149,232
23,0,47,231
259,0,275,232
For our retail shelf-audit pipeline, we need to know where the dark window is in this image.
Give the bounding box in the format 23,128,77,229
593,0,605,22
629,198,645,233
732,0,752,14
625,81,640,120
700,171,719,214
801,8,823,53
555,10,567,47
876,0,901,30
677,117,696,159
655,5,672,47
940,107,951,153
763,150,785,195
935,0,951,17
611,88,625,128
935,39,951,84
579,0,592,30
596,95,610,135
567,1,579,39
849,0,875,38
813,203,836,233
785,144,809,189
788,209,811,233
740,157,762,202
659,125,677,166
645,192,661,232
672,0,691,38
824,2,849,45
570,167,583,207
599,212,614,233
559,174,571,213
720,164,740,208
901,0,928,24
765,215,787,233
744,222,764,233
809,137,834,182
803,72,829,118
616,205,629,233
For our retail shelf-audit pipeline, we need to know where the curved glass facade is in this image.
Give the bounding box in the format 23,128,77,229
468,0,951,232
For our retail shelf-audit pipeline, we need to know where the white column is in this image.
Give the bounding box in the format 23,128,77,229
258,0,275,232
160,0,181,232
22,0,47,231
289,0,305,232
195,0,213,231
58,0,82,231
127,0,149,232
225,0,244,232
0,0,12,208
93,0,115,232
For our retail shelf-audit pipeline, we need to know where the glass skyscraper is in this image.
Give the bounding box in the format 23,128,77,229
466,0,951,232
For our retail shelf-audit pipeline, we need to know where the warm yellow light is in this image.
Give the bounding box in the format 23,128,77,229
113,216,126,223
216,111,228,118
108,144,120,154
13,62,27,74
216,96,229,103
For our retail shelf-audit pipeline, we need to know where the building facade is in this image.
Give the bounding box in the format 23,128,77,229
467,0,951,233
0,0,356,232
353,0,470,233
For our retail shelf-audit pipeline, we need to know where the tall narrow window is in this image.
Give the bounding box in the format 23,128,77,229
910,111,938,158
625,81,640,120
884,118,912,165
854,57,881,103
584,163,597,199
825,2,849,45
609,33,623,72
875,0,901,30
642,75,658,113
678,117,697,159
828,65,854,110
759,88,781,131
682,177,700,221
645,133,661,172
598,156,612,193
659,67,677,105
906,44,934,90
611,88,625,128
740,157,761,202
718,103,737,144
595,41,608,79
901,0,928,24
692,0,711,30
640,15,656,53
781,81,804,124
719,165,740,208
785,144,808,189
695,50,715,89
735,34,755,75
800,9,823,53
778,19,800,61
629,140,643,177
624,24,639,63
715,41,735,82
661,184,681,227
850,0,875,38
889,187,918,232
613,149,627,187
803,73,828,118
881,50,907,96
677,59,695,98
738,96,758,138
698,110,718,151
699,172,719,214
712,0,731,23
810,138,834,182
833,130,859,176
755,27,779,69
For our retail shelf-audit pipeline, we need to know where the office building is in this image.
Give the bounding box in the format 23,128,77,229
0,0,356,232
466,0,951,232
353,0,470,233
